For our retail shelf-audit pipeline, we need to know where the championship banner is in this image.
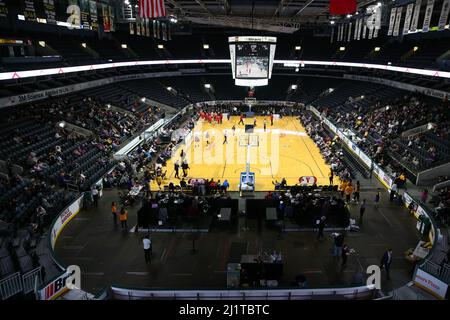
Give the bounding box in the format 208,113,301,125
23,0,37,21
152,19,157,38
387,7,397,36
89,0,98,31
42,0,56,24
410,0,422,32
337,24,342,41
145,18,150,37
342,23,346,41
353,20,358,40
0,0,8,19
422,0,435,32
162,22,167,41
403,3,414,34
140,16,145,36
102,4,110,32
80,0,90,29
357,19,362,40
347,22,352,42
438,0,450,30
368,24,374,39
330,26,335,43
156,20,161,39
393,6,403,36
366,4,382,31
129,22,135,35
362,18,367,39
110,5,115,32
136,15,141,35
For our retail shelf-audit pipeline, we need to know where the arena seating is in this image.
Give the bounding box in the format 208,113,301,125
1,31,449,72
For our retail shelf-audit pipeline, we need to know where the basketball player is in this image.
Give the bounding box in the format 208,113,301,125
238,114,245,125
232,124,236,135
174,160,180,179
253,118,257,127
205,131,210,145
263,118,267,132
223,131,228,144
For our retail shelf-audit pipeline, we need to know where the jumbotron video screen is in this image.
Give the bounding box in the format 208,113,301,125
229,36,277,86
235,43,270,79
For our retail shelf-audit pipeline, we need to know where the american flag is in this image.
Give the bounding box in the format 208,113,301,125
139,0,166,19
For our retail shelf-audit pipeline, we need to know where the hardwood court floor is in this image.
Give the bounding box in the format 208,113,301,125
151,116,334,191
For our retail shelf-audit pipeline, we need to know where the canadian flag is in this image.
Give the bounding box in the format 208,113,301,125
329,0,357,15
139,0,166,19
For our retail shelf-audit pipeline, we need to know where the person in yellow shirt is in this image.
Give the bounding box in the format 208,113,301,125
340,180,348,198
111,202,117,225
119,207,128,230
344,183,354,204
156,175,163,190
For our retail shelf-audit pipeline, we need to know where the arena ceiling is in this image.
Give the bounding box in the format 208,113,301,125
126,0,375,33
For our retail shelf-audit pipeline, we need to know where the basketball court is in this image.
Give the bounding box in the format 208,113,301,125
151,115,335,191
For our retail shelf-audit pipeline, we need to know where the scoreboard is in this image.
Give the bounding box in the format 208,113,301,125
229,36,277,87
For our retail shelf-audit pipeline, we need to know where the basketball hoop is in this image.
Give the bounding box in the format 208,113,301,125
244,97,256,108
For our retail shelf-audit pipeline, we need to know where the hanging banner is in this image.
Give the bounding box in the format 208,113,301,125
353,20,358,40
330,26,335,43
410,0,422,32
129,22,135,35
438,0,450,30
0,0,8,19
366,4,382,31
136,15,141,35
368,25,374,39
373,26,379,38
110,5,115,32
42,0,56,24
357,19,362,40
337,24,341,41
387,7,397,36
157,20,161,39
362,18,367,39
403,3,415,34
80,0,90,29
162,22,168,41
102,4,110,32
393,7,403,36
23,0,37,21
140,16,145,36
153,20,157,38
347,22,352,42
422,0,435,32
89,0,98,31
145,18,150,37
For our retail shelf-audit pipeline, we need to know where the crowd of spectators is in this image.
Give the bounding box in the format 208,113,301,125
320,94,450,173
0,86,167,282
300,112,352,182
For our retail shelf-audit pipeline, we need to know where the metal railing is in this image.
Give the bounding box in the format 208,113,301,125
22,267,42,294
0,267,42,300
420,259,450,283
0,272,22,300
110,285,377,300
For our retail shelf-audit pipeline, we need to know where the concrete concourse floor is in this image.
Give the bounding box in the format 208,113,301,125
54,181,420,296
